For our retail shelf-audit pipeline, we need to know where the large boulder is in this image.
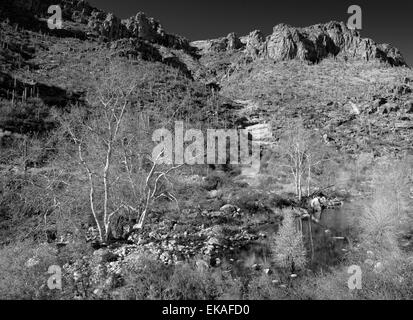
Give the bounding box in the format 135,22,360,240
263,21,406,65
100,13,128,40
122,12,191,50
123,12,165,42
243,30,266,58
226,32,244,51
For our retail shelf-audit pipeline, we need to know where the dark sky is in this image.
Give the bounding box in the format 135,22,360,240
88,0,413,65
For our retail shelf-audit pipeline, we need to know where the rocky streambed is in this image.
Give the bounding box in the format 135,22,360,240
57,194,361,298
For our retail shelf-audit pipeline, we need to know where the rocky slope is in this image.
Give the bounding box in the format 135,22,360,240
1,0,411,176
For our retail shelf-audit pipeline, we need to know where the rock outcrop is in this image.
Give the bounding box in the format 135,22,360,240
2,1,406,66
191,33,244,55
0,0,192,52
241,30,266,58
86,6,191,50
192,21,407,67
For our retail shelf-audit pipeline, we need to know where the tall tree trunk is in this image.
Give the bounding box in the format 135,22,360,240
307,158,311,197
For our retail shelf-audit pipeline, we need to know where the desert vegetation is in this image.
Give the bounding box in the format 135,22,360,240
0,0,412,301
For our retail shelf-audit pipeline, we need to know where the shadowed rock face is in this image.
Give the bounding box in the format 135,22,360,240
264,23,341,62
192,21,407,67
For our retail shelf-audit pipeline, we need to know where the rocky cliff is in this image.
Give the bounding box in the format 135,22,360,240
1,0,407,67
0,0,191,51
192,21,407,67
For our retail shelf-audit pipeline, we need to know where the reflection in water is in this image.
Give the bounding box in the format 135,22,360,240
229,201,362,275
304,201,361,270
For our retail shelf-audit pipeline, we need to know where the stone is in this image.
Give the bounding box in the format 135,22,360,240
381,102,400,113
226,33,244,51
374,262,384,274
220,204,239,214
251,264,261,271
244,30,266,58
160,251,172,264
196,259,209,272
206,237,221,246
207,190,220,199
364,259,375,266
93,288,103,297
405,101,413,114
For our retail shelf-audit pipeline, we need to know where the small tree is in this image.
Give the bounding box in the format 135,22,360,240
272,210,307,272
55,61,180,242
271,119,332,201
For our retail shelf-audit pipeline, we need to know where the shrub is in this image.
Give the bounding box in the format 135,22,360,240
117,256,241,300
0,241,60,299
271,210,307,272
360,157,411,260
247,274,286,300
292,254,413,300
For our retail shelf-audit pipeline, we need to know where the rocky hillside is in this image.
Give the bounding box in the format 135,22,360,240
1,0,412,155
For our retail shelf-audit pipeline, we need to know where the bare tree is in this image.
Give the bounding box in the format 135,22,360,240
55,61,180,242
121,147,182,230
271,119,334,201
